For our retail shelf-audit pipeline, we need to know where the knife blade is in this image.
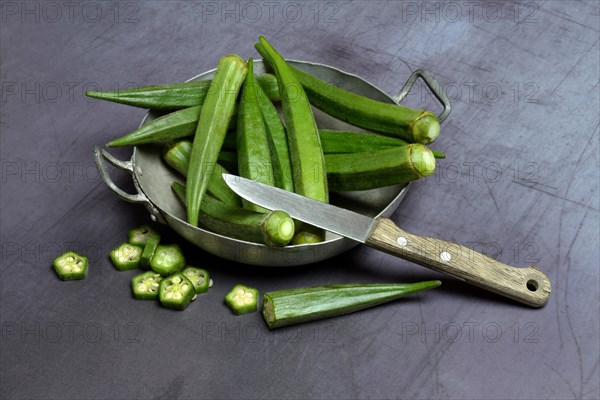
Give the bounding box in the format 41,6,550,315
223,174,552,308
223,174,377,242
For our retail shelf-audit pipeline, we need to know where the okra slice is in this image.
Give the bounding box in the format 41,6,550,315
182,267,210,294
110,243,143,271
159,273,195,310
140,236,160,269
53,251,88,281
128,225,160,246
131,271,163,300
150,244,185,276
225,284,259,315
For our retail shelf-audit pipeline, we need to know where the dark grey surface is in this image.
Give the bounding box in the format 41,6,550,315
1,1,599,399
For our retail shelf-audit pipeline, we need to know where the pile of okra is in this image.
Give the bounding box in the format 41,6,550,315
87,36,445,248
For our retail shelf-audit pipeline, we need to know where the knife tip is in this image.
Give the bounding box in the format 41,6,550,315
222,173,236,186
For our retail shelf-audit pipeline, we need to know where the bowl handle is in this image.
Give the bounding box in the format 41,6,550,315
394,69,452,123
93,147,166,224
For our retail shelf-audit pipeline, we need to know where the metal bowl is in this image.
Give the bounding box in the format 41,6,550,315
94,60,450,266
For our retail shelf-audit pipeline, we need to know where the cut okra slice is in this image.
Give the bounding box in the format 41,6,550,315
110,243,143,271
128,225,160,247
225,284,259,315
131,271,163,300
182,267,210,294
53,251,88,281
150,244,185,276
159,273,195,310
140,236,160,269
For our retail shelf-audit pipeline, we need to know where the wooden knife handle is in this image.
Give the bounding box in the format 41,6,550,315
365,218,551,307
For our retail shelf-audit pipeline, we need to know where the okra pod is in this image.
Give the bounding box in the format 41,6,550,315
319,129,445,158
171,182,295,246
256,36,328,203
107,106,238,148
168,137,435,193
255,74,294,192
237,58,276,212
325,144,436,191
87,74,279,110
263,281,441,329
256,44,440,145
224,129,445,158
186,55,247,226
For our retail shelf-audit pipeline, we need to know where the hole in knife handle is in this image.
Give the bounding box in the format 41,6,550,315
526,279,539,292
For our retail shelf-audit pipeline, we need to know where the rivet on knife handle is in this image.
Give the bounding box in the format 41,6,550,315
365,218,552,307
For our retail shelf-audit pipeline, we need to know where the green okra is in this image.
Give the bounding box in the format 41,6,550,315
226,284,259,315
87,74,279,111
256,43,440,145
53,251,88,281
256,36,328,203
159,273,195,310
236,58,276,212
255,74,294,192
263,281,441,329
171,181,295,246
186,55,247,226
325,144,436,191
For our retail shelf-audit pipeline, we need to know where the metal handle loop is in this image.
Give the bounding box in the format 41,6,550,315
394,69,452,123
93,147,166,223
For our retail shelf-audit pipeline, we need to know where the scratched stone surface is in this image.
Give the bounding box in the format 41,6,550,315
1,1,599,399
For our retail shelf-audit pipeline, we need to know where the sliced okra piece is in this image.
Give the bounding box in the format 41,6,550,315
128,225,160,247
150,244,185,276
225,284,259,315
182,267,210,294
140,236,160,269
110,243,143,271
131,271,163,300
159,273,195,310
53,251,88,281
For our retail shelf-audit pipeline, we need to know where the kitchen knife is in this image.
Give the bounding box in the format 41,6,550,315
223,174,551,307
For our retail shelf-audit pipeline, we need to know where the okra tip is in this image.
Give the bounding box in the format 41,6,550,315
422,280,442,289
412,113,440,145
409,144,436,178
